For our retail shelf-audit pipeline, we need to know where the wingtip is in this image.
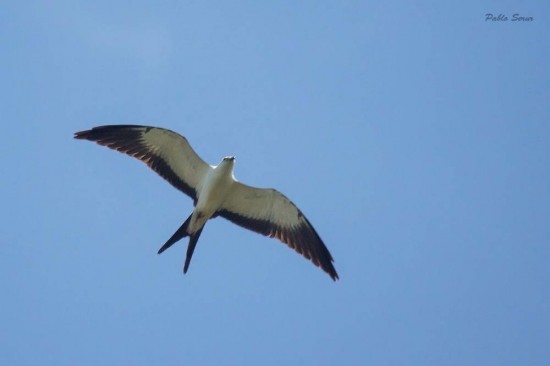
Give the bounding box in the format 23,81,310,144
322,260,339,281
323,265,339,281
73,130,88,139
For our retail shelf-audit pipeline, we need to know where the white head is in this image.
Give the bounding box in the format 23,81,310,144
217,156,236,177
218,156,236,169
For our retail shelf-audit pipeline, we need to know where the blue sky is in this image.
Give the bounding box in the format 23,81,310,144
1,1,549,365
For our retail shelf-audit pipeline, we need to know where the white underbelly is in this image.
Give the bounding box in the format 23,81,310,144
189,167,233,232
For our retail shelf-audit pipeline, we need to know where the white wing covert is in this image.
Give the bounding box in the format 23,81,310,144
74,125,211,203
217,182,338,280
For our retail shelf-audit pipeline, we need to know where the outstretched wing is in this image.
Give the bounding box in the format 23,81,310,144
217,182,338,280
74,125,211,203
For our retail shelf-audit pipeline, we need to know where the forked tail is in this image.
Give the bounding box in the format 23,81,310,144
183,227,204,274
158,214,192,254
158,214,205,274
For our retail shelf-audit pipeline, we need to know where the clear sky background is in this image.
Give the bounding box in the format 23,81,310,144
1,1,548,365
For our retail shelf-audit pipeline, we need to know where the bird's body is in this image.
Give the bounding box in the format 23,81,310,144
75,125,338,280
189,158,235,233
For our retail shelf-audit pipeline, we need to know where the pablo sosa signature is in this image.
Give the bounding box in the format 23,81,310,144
485,13,534,22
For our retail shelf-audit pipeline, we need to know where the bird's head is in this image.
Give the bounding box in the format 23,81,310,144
218,156,236,169
218,156,236,174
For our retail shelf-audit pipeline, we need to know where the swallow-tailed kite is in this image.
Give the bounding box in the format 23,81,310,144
74,125,338,280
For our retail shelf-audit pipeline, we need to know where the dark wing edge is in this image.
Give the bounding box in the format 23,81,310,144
217,194,339,281
74,125,204,203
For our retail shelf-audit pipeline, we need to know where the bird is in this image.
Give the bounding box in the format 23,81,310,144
74,125,338,280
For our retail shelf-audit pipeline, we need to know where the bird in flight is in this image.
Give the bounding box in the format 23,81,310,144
74,125,338,280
